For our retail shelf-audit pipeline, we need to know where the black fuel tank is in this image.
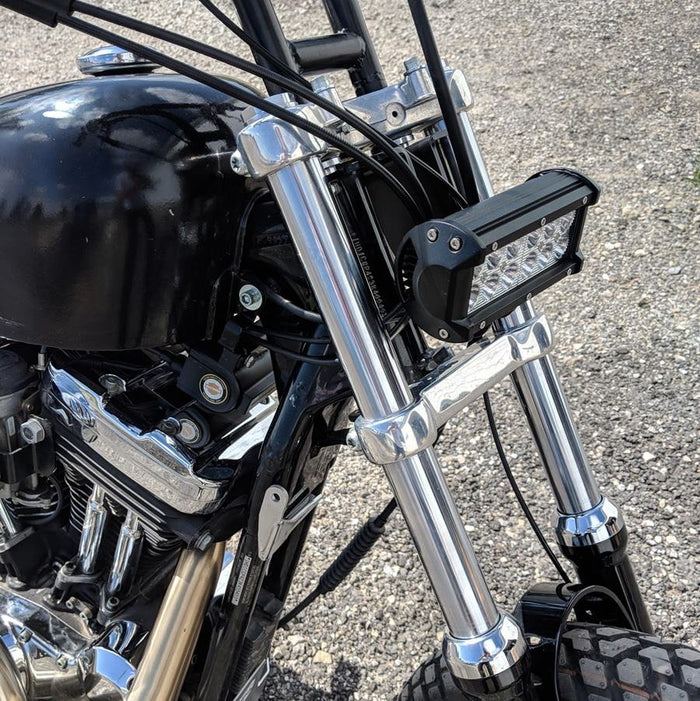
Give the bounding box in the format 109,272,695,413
0,72,256,350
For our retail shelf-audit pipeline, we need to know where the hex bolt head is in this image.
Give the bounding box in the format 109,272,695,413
20,417,45,444
18,628,32,643
239,284,263,311
438,328,449,339
56,655,69,670
479,321,487,330
448,236,463,252
582,196,588,205
491,242,498,251
540,217,547,226
426,227,439,242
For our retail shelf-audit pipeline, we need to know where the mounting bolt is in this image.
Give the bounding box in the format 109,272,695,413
239,284,263,311
426,227,439,242
230,150,248,176
159,417,181,436
56,655,69,670
99,373,126,397
582,196,588,205
17,628,32,643
20,417,46,444
479,321,487,330
566,269,573,276
438,328,449,339
540,217,547,226
491,242,498,251
448,236,463,252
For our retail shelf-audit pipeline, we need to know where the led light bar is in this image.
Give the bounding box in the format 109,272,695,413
397,169,600,342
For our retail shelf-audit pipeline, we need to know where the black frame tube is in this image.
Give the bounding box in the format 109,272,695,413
321,0,385,94
230,0,298,94
291,32,366,73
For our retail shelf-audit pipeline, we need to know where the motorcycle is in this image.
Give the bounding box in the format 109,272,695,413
0,0,696,699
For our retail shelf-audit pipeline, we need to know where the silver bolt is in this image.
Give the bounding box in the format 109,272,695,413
18,628,32,643
526,292,532,300
567,269,573,276
159,417,181,436
491,242,498,251
582,196,588,205
528,635,542,646
100,373,126,397
479,321,486,330
540,217,547,226
239,284,263,311
438,328,449,339
230,150,248,176
56,655,68,670
20,417,45,444
426,227,439,242
448,236,463,252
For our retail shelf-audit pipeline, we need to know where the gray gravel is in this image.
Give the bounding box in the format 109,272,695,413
1,1,698,699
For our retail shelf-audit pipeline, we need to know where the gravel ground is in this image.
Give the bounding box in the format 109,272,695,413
0,1,698,699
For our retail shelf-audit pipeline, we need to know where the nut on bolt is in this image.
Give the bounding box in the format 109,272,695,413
239,284,263,311
20,417,46,444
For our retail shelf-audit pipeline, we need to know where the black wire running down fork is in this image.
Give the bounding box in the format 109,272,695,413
279,499,397,628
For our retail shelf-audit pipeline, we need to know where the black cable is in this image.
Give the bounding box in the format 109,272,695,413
243,326,332,345
483,392,571,584
262,288,324,324
198,0,311,89
405,149,468,208
69,2,432,220
280,499,397,628
407,0,478,200
249,336,339,366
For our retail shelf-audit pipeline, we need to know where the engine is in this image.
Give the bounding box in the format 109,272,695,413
0,343,275,699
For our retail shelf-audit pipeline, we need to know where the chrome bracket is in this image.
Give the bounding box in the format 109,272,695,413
354,314,554,464
257,487,322,561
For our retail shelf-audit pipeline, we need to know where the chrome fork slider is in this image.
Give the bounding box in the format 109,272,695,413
237,97,528,691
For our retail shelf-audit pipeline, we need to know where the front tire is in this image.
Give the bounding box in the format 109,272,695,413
397,625,700,701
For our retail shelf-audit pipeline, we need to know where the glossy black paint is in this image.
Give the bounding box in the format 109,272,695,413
0,72,257,350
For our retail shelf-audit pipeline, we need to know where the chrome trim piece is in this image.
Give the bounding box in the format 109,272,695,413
237,102,505,645
0,582,136,700
556,496,624,548
355,315,554,464
339,61,472,142
76,45,158,76
78,485,107,575
257,487,322,561
443,613,528,683
106,512,143,598
44,365,226,515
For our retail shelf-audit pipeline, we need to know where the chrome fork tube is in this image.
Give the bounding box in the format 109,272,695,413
269,159,501,638
252,142,527,689
461,113,652,632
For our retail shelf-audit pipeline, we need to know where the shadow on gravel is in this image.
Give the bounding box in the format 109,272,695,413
264,659,362,700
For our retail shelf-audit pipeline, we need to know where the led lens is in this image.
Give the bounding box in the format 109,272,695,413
469,211,575,313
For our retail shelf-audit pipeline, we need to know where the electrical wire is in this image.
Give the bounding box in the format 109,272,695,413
61,15,425,222
198,0,312,88
243,326,332,345
249,337,339,366
69,2,433,220
483,392,571,584
262,288,324,324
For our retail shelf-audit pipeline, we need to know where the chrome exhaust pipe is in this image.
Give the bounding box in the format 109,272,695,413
127,542,225,701
0,639,26,701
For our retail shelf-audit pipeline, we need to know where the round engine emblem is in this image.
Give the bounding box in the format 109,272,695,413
199,374,228,405
178,418,202,444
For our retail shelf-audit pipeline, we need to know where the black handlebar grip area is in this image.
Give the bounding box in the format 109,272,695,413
0,0,73,27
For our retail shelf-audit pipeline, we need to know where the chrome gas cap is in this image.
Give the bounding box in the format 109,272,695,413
76,45,158,76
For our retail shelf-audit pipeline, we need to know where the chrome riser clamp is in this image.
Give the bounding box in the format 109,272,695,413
237,95,528,693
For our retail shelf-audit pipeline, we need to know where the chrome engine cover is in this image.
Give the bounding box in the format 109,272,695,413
42,364,227,515
0,582,139,700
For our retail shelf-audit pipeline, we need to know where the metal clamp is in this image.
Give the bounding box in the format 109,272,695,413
556,496,624,547
354,314,554,464
257,487,322,561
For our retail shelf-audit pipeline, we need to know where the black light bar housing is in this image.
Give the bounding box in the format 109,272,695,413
397,169,600,342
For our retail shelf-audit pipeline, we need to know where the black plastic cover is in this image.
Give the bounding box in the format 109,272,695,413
397,169,600,342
